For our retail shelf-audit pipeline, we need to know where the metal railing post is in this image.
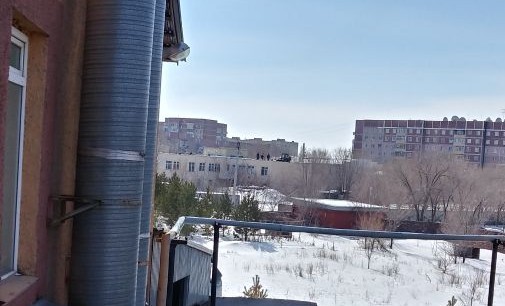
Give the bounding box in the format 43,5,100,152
210,222,221,306
487,239,500,306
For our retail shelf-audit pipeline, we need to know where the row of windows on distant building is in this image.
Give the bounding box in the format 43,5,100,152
165,160,268,176
384,127,505,137
364,144,479,152
377,135,505,146
367,148,505,163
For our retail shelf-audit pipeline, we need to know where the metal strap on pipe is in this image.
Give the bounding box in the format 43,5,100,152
170,216,505,242
79,147,145,161
139,233,151,239
88,199,142,207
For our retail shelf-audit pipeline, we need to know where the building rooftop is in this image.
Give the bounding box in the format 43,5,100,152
292,198,383,211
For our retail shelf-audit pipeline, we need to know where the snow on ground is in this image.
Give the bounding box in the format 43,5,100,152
220,186,293,212
192,233,505,306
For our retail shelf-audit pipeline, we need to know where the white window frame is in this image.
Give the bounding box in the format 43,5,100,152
1,27,28,280
9,28,28,86
261,167,268,176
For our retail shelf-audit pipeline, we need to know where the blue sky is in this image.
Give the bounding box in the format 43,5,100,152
160,0,505,149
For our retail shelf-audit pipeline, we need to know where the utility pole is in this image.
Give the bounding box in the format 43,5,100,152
232,141,240,204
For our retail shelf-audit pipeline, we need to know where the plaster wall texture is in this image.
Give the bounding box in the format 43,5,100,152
0,1,86,304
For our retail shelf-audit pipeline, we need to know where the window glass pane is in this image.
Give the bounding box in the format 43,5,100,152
1,82,23,276
10,42,22,70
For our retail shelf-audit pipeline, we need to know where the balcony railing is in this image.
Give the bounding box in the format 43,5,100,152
170,216,505,306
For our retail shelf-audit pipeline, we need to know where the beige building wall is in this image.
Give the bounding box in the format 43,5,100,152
157,153,339,196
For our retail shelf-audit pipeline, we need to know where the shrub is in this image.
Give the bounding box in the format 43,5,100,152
447,295,457,306
243,275,268,299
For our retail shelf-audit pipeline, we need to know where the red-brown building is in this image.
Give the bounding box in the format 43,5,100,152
292,198,385,229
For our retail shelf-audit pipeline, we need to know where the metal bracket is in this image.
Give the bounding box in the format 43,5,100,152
48,195,101,227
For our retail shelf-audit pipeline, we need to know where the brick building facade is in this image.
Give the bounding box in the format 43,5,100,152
158,117,299,160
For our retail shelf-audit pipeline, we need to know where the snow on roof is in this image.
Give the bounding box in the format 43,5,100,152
292,198,383,211
220,186,293,212
483,225,505,234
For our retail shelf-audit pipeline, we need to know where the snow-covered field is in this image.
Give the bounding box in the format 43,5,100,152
192,233,505,306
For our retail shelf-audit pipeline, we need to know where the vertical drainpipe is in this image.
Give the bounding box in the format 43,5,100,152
70,1,156,305
137,0,166,305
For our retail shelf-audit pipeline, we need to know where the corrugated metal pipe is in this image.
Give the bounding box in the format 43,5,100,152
70,1,156,305
136,0,166,304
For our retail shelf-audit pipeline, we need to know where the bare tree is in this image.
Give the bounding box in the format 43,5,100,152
357,209,385,269
460,269,486,306
305,147,332,163
433,241,456,273
289,162,325,226
443,168,489,235
390,153,453,222
481,167,505,226
334,148,363,200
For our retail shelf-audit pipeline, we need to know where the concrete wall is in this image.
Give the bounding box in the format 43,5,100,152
0,1,85,304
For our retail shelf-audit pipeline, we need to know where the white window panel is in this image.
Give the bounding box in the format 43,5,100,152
1,27,28,279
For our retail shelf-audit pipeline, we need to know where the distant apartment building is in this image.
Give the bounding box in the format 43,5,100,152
158,117,299,159
353,118,505,166
158,118,228,154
